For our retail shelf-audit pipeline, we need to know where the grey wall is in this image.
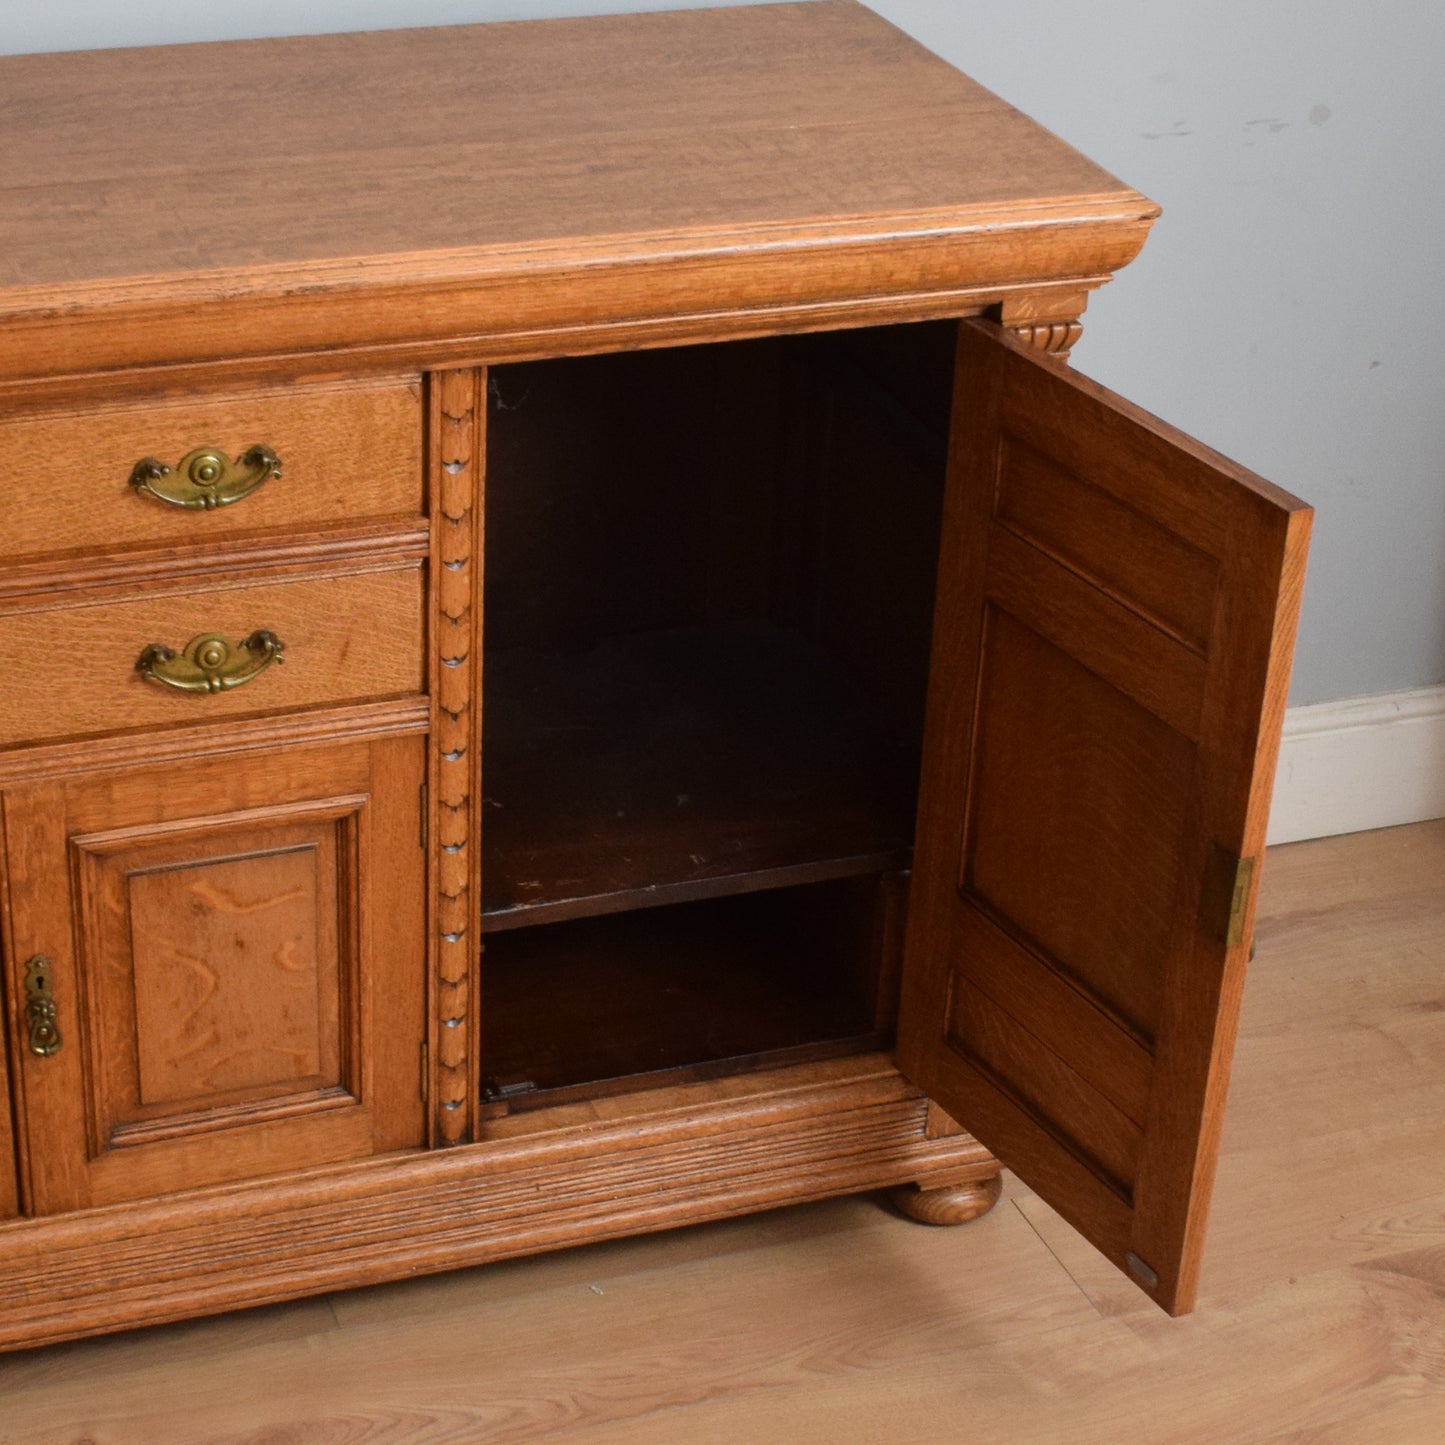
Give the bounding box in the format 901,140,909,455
4,1,1441,705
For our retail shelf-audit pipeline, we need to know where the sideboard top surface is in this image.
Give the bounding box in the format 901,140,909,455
0,2,1159,381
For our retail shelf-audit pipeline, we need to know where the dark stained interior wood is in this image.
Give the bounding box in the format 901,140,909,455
481,623,916,929
482,324,955,931
480,878,892,1108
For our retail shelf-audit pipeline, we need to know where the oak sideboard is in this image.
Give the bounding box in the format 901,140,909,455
0,1,1310,1348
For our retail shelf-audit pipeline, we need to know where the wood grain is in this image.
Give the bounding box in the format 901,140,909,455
480,882,888,1104
964,606,1196,1038
0,279,1080,418
0,521,427,610
995,432,1220,652
92,820,343,1117
0,1055,990,1351
429,368,485,1145
892,1174,1003,1225
0,375,422,563
0,562,423,747
0,822,1436,1441
2,736,427,1213
481,624,915,930
0,3,1156,380
0,696,427,788
898,319,1312,1314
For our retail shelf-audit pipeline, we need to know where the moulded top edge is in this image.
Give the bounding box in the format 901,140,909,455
0,3,1154,301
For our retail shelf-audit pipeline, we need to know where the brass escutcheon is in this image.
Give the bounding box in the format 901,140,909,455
129,444,281,510
24,956,61,1058
135,629,285,694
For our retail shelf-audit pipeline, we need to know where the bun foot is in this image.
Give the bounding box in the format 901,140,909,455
891,1173,1002,1226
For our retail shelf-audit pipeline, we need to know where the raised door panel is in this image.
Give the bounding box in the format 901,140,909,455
1,735,426,1213
77,807,354,1153
898,320,1311,1315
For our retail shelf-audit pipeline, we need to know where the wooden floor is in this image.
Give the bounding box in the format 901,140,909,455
3,820,1444,1443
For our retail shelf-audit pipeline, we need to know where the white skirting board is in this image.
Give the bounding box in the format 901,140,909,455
1267,685,1445,846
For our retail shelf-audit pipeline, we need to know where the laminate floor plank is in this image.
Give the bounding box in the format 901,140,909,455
0,1189,1090,1443
0,820,1442,1443
572,1250,1445,1445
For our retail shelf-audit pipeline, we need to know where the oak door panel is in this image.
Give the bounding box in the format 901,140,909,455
75,808,355,1152
2,736,426,1213
898,320,1311,1315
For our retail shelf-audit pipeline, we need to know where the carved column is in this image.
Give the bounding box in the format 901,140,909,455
429,368,485,1144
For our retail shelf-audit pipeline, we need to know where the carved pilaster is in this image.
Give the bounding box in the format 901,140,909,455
1010,319,1084,362
429,368,485,1144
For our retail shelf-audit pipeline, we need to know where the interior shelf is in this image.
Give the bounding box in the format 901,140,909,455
480,883,889,1108
481,620,919,931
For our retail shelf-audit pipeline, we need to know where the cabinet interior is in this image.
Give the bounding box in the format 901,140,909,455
481,321,959,1109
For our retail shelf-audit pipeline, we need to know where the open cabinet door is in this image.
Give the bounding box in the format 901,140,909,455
898,319,1311,1315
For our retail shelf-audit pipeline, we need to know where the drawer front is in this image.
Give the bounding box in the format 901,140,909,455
0,565,423,745
0,377,423,562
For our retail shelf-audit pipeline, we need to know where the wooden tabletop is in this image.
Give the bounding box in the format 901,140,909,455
0,2,1158,382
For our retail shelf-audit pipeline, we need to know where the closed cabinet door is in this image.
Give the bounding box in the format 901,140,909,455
899,320,1312,1316
1,735,427,1213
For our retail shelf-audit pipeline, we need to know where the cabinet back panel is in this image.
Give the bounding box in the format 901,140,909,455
484,324,954,664
481,322,956,929
484,345,752,652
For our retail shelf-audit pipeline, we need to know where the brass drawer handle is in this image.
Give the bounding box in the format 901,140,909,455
24,956,61,1058
129,444,281,510
136,630,285,694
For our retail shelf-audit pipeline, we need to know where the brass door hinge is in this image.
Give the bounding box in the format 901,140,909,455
1225,856,1255,947
1204,847,1256,947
